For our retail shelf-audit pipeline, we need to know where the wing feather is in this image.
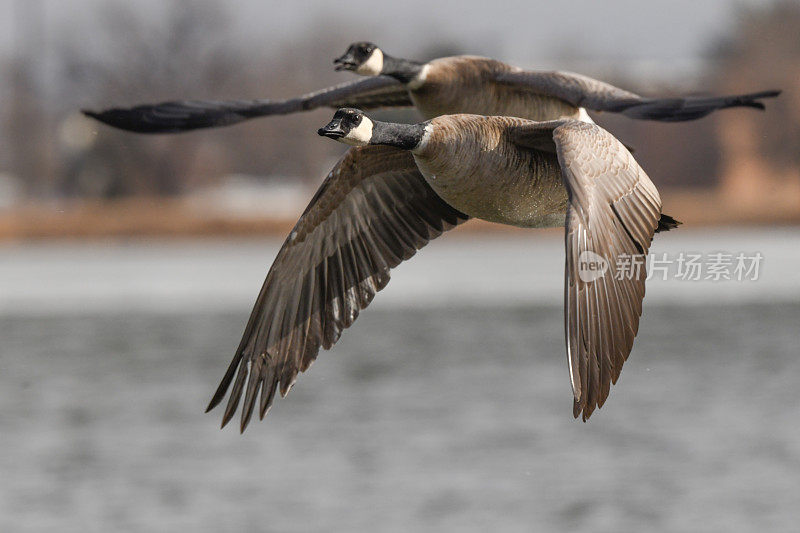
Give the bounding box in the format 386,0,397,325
83,77,412,133
495,70,779,122
552,120,662,420
207,145,468,431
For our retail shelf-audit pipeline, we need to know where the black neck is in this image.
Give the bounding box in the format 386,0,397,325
381,55,424,85
371,121,426,150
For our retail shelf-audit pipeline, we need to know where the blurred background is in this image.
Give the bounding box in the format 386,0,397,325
1,0,799,531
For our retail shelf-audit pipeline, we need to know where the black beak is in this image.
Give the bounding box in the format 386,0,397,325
333,53,357,71
318,119,346,139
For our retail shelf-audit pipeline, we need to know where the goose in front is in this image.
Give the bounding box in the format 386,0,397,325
83,42,780,133
207,108,680,432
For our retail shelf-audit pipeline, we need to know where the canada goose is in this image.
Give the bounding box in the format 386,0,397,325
207,108,679,432
83,42,779,133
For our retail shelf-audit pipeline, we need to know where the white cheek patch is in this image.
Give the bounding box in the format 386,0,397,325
356,49,383,76
340,117,374,146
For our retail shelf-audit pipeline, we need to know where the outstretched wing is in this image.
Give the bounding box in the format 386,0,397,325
510,119,662,420
496,70,780,122
83,77,412,133
207,145,469,432
556,121,663,420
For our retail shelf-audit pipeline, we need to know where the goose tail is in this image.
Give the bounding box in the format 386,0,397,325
655,214,681,233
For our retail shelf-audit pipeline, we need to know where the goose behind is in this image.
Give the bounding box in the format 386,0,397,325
82,42,780,134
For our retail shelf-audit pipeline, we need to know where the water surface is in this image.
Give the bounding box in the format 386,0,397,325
1,230,799,531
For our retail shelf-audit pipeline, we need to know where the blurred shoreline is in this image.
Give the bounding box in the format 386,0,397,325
2,225,798,316
1,188,799,241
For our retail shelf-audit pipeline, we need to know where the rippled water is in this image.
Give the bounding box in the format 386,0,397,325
2,303,799,532
1,231,799,531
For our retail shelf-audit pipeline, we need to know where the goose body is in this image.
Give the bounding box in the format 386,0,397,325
206,108,680,432
82,42,780,134
408,56,581,122
412,114,568,228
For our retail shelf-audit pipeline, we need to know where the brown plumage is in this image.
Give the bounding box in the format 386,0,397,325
408,57,581,121
205,145,468,432
411,115,670,420
553,121,664,419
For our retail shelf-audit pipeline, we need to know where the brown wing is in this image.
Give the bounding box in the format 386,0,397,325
495,70,780,122
510,119,662,420
82,77,412,133
554,121,662,420
207,145,469,432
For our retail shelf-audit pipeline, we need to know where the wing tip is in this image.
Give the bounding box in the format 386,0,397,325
573,394,605,422
726,89,780,111
748,89,782,101
80,107,156,133
205,387,228,414
205,375,235,414
220,407,236,430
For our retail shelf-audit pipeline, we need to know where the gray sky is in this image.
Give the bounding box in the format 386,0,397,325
0,0,770,73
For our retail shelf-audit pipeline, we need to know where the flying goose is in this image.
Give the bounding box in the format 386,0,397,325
83,41,779,134
207,108,679,432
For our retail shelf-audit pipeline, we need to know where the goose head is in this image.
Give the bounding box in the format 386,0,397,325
334,42,383,76
319,108,426,151
318,108,373,146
